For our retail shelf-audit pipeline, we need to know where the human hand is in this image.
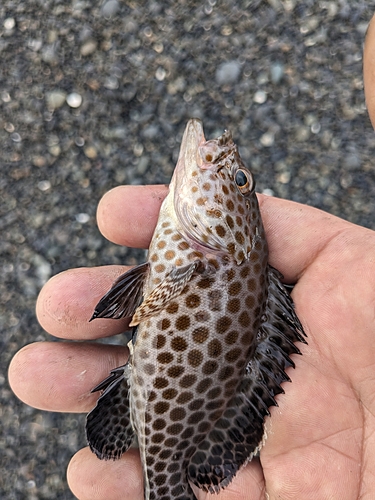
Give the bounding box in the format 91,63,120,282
9,14,375,500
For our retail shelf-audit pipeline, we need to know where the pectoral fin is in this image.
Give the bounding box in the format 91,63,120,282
90,262,149,321
130,260,205,326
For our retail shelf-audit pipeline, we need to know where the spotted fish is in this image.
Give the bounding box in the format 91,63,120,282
86,118,306,499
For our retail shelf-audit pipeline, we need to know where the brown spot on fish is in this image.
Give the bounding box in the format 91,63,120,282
202,360,218,375
175,315,190,331
187,349,203,367
157,352,173,364
227,298,241,314
154,401,170,414
192,326,209,344
226,331,239,345
185,294,201,309
176,391,193,404
179,374,197,388
162,388,178,400
207,338,222,357
154,377,168,389
228,281,242,296
167,365,184,378
153,419,167,431
166,302,178,314
164,250,176,260
196,378,213,393
215,225,226,237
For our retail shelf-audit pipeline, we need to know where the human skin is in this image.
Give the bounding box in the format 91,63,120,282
8,13,375,500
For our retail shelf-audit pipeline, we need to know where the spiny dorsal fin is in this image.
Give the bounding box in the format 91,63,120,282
90,262,149,321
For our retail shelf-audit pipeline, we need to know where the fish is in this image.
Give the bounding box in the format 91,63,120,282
86,118,306,500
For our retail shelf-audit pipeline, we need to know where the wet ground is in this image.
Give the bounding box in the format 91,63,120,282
1,1,375,498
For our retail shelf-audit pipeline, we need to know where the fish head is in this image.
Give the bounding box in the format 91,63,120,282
171,118,262,265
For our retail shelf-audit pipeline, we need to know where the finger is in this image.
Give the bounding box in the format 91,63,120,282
36,266,131,339
364,13,375,128
97,185,167,248
67,447,143,500
96,186,356,283
257,194,356,282
8,341,128,412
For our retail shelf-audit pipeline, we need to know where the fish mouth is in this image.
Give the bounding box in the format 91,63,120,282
178,118,206,172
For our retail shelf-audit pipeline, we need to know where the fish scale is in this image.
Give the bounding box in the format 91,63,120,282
86,118,306,499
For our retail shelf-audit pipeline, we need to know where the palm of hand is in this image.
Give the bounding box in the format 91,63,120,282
258,225,374,500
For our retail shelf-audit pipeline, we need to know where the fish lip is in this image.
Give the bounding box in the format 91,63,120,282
178,118,206,170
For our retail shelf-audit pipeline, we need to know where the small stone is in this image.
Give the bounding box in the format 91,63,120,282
295,126,310,142
46,90,67,109
277,171,291,184
49,145,61,156
215,61,241,85
104,76,119,89
270,62,284,84
32,156,47,167
33,254,52,285
155,67,166,81
260,132,274,147
101,0,120,18
84,146,98,159
311,122,321,134
253,90,267,104
37,181,51,191
4,18,15,30
262,188,275,196
42,45,59,65
66,92,82,108
11,132,21,143
76,213,90,224
80,39,97,56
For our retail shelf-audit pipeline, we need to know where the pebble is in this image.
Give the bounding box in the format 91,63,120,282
260,132,275,147
270,62,284,84
66,92,83,108
4,18,15,30
45,90,67,109
80,39,97,56
253,90,267,104
75,213,90,224
84,146,98,159
101,0,120,18
215,61,241,85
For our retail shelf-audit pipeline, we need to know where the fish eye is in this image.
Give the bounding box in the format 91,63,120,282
234,168,254,194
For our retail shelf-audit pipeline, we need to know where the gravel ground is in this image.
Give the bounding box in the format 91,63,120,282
1,1,375,499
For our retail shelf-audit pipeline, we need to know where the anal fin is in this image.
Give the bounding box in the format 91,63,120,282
86,363,134,460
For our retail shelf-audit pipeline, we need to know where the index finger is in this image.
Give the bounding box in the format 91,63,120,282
96,185,357,282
